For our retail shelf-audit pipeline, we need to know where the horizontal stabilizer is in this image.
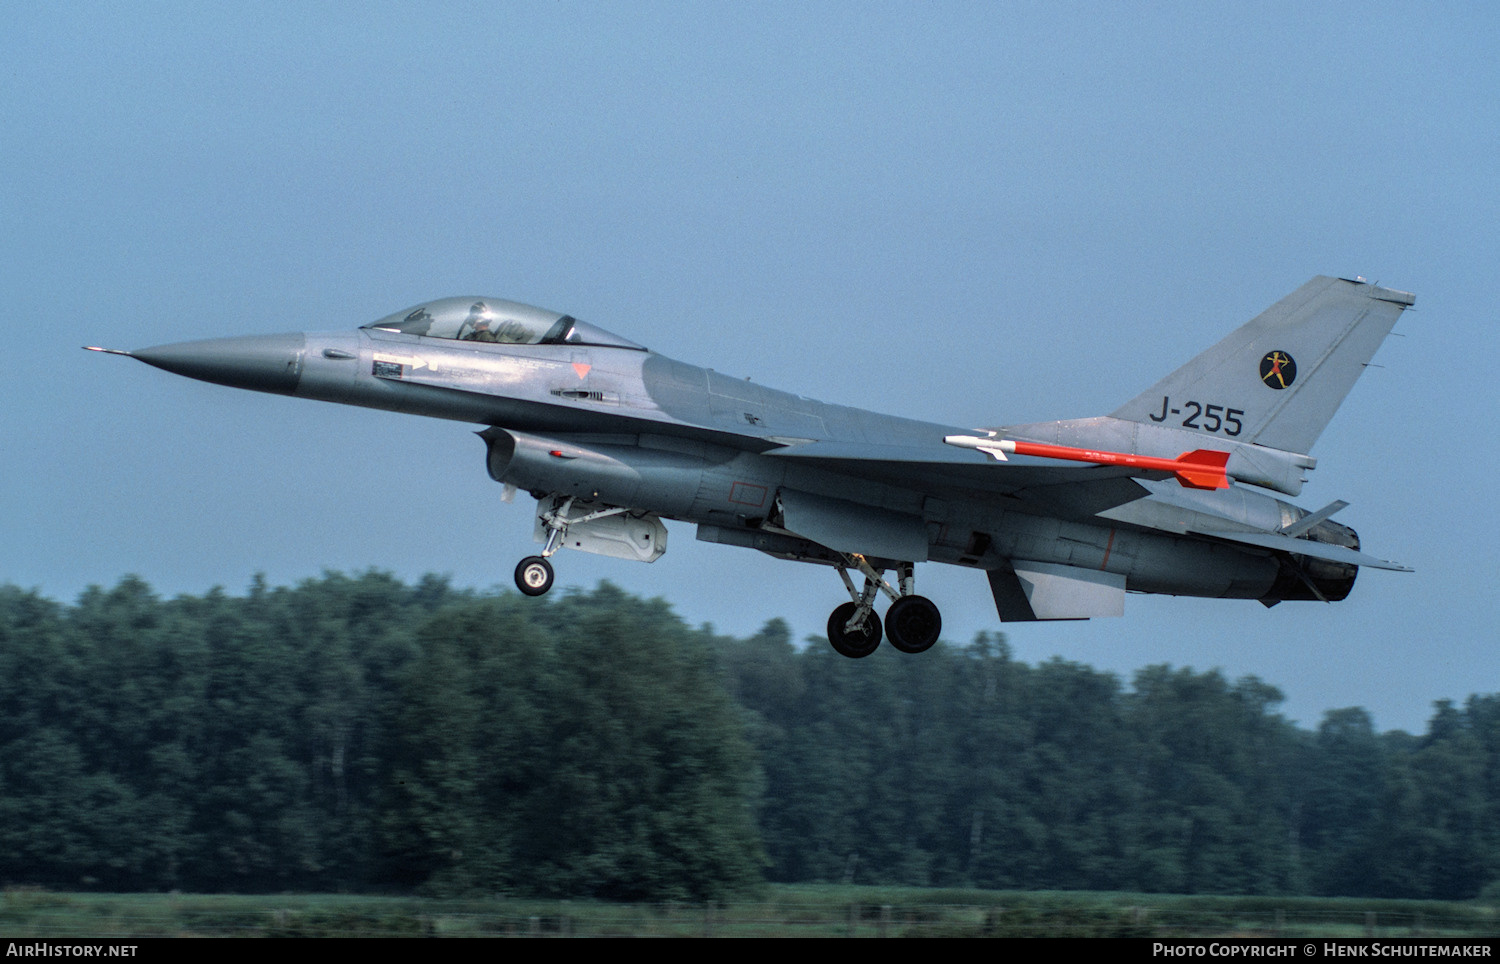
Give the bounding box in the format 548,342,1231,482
1193,528,1411,572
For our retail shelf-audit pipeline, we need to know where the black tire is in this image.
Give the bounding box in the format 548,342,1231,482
827,602,882,658
885,595,941,654
514,556,554,596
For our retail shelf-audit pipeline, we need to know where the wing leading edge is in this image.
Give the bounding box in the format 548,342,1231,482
766,439,1163,511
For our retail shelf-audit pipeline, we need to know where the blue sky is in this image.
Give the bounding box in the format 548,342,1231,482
5,2,1496,732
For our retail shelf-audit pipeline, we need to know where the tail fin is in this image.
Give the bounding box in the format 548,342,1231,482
1111,276,1414,454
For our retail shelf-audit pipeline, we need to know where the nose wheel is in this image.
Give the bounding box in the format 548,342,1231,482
825,556,942,657
514,556,555,596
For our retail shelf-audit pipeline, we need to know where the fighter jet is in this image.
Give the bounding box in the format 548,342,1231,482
88,276,1413,657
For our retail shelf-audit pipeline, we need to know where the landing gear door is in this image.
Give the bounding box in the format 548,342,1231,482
533,500,668,563
777,490,929,562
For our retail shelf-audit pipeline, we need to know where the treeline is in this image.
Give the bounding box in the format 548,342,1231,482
0,573,1493,900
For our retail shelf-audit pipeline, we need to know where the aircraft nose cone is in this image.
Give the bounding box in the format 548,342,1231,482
131,333,306,395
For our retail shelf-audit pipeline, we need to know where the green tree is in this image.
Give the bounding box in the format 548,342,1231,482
1300,707,1386,894
1122,667,1297,894
382,584,764,900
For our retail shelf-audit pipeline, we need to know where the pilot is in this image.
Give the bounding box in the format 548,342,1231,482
463,302,498,342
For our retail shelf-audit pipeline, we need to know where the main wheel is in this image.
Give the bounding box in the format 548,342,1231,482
514,556,555,596
827,602,882,658
885,595,941,654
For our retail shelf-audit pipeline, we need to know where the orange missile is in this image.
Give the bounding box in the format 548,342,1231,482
943,435,1231,490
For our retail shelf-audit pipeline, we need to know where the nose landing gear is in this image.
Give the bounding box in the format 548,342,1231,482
511,495,575,596
510,495,669,596
826,556,941,658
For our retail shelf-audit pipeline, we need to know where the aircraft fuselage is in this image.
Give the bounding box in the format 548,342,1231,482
99,277,1410,653
133,323,1336,608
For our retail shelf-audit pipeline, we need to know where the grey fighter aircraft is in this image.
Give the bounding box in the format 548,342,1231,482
89,276,1412,657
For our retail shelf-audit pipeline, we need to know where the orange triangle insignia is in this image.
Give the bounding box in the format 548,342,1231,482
572,362,591,379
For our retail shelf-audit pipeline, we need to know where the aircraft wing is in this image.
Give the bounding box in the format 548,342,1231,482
764,440,1156,516
767,441,1410,570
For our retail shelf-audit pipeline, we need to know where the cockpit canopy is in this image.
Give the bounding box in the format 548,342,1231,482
362,297,645,351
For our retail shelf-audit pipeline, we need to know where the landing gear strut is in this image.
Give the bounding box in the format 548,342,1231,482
827,602,882,658
825,556,942,657
512,495,576,597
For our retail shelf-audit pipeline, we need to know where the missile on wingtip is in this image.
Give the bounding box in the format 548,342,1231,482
943,434,1231,490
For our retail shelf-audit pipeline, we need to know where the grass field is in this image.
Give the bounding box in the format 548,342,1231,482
4,885,1498,938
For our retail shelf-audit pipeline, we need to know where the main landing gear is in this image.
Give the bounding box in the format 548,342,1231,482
826,556,942,658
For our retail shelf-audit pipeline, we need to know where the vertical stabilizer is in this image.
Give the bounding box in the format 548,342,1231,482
1110,277,1413,455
